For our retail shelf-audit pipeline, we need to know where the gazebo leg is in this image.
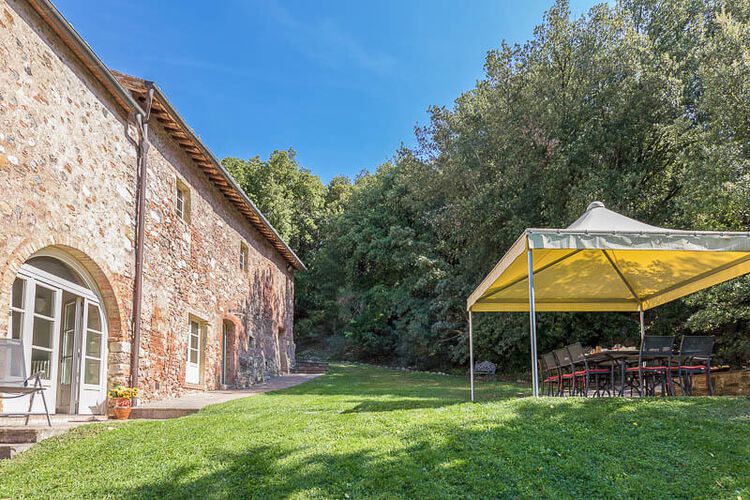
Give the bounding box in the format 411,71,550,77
527,246,539,398
469,311,474,402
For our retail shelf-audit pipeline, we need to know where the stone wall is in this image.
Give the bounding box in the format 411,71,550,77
0,0,295,406
137,120,295,401
0,0,137,390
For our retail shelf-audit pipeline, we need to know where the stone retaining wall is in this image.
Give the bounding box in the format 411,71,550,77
692,370,750,396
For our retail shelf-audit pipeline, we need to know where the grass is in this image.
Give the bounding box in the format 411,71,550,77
1,364,749,498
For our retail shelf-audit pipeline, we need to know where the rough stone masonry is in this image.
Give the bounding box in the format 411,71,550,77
0,0,302,407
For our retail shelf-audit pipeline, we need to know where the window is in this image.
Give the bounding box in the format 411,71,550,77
9,278,26,340
175,180,191,223
83,303,104,385
240,243,248,272
188,320,201,365
30,283,56,380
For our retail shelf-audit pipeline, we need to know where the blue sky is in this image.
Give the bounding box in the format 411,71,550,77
56,0,600,182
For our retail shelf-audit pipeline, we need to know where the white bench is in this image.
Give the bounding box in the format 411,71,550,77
473,360,497,380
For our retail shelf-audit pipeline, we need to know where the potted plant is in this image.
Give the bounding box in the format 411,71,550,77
108,385,138,420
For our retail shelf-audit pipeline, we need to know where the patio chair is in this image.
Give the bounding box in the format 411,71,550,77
552,348,577,397
624,335,675,397
567,343,612,397
672,336,715,396
0,339,51,426
540,353,560,397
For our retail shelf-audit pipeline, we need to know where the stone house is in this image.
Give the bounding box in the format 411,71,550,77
0,0,305,416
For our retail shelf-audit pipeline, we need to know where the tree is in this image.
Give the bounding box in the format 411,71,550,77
223,149,327,259
230,0,750,370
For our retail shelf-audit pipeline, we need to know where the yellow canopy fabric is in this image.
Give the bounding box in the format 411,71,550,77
467,202,750,313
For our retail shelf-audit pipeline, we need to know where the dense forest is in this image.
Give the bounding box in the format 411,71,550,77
223,0,750,372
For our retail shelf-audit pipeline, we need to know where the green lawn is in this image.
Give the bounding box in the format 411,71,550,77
1,364,749,498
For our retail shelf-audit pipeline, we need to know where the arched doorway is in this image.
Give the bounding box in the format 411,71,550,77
277,327,288,373
221,319,235,388
7,250,108,415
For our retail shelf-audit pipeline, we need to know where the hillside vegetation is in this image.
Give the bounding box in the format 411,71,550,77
226,0,750,371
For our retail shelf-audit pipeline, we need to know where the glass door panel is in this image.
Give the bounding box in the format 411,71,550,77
60,303,76,385
56,300,81,413
77,300,106,414
83,303,103,386
9,278,26,340
29,283,57,381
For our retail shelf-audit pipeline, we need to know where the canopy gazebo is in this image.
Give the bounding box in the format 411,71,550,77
466,201,750,399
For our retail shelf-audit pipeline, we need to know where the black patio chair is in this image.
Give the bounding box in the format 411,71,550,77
540,353,560,397
552,348,576,397
624,335,675,397
567,343,612,397
672,335,715,396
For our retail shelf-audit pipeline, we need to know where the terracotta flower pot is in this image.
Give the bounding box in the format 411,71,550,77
112,397,132,420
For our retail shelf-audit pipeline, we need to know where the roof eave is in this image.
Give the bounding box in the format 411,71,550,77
23,0,304,272
115,75,305,272
152,85,306,271
27,0,144,116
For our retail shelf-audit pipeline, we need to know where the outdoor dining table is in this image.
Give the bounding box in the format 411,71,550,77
584,350,639,396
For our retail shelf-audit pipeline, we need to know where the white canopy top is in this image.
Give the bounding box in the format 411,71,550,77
566,201,663,232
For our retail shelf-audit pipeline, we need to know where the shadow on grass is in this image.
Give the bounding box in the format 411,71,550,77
110,396,750,499
340,397,455,413
2,363,748,498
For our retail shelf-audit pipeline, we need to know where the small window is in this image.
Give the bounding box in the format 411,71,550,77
240,243,248,272
175,180,191,223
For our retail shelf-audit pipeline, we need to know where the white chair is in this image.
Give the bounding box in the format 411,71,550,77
0,339,51,426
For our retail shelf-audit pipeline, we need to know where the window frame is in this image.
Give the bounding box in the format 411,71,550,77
29,282,58,381
82,302,104,387
175,179,191,223
9,278,26,340
239,243,249,272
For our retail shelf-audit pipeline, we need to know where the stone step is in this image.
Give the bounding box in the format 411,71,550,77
294,361,329,374
0,426,70,444
0,443,34,460
128,407,199,420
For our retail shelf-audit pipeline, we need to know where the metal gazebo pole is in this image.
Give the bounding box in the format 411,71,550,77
639,306,645,339
469,311,475,402
527,244,540,397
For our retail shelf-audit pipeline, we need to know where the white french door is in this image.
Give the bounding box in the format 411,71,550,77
186,319,201,385
56,299,81,413
221,322,228,386
77,301,105,413
20,280,62,413
7,263,108,415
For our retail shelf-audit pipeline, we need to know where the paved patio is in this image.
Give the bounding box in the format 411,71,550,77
130,373,323,419
0,373,322,458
